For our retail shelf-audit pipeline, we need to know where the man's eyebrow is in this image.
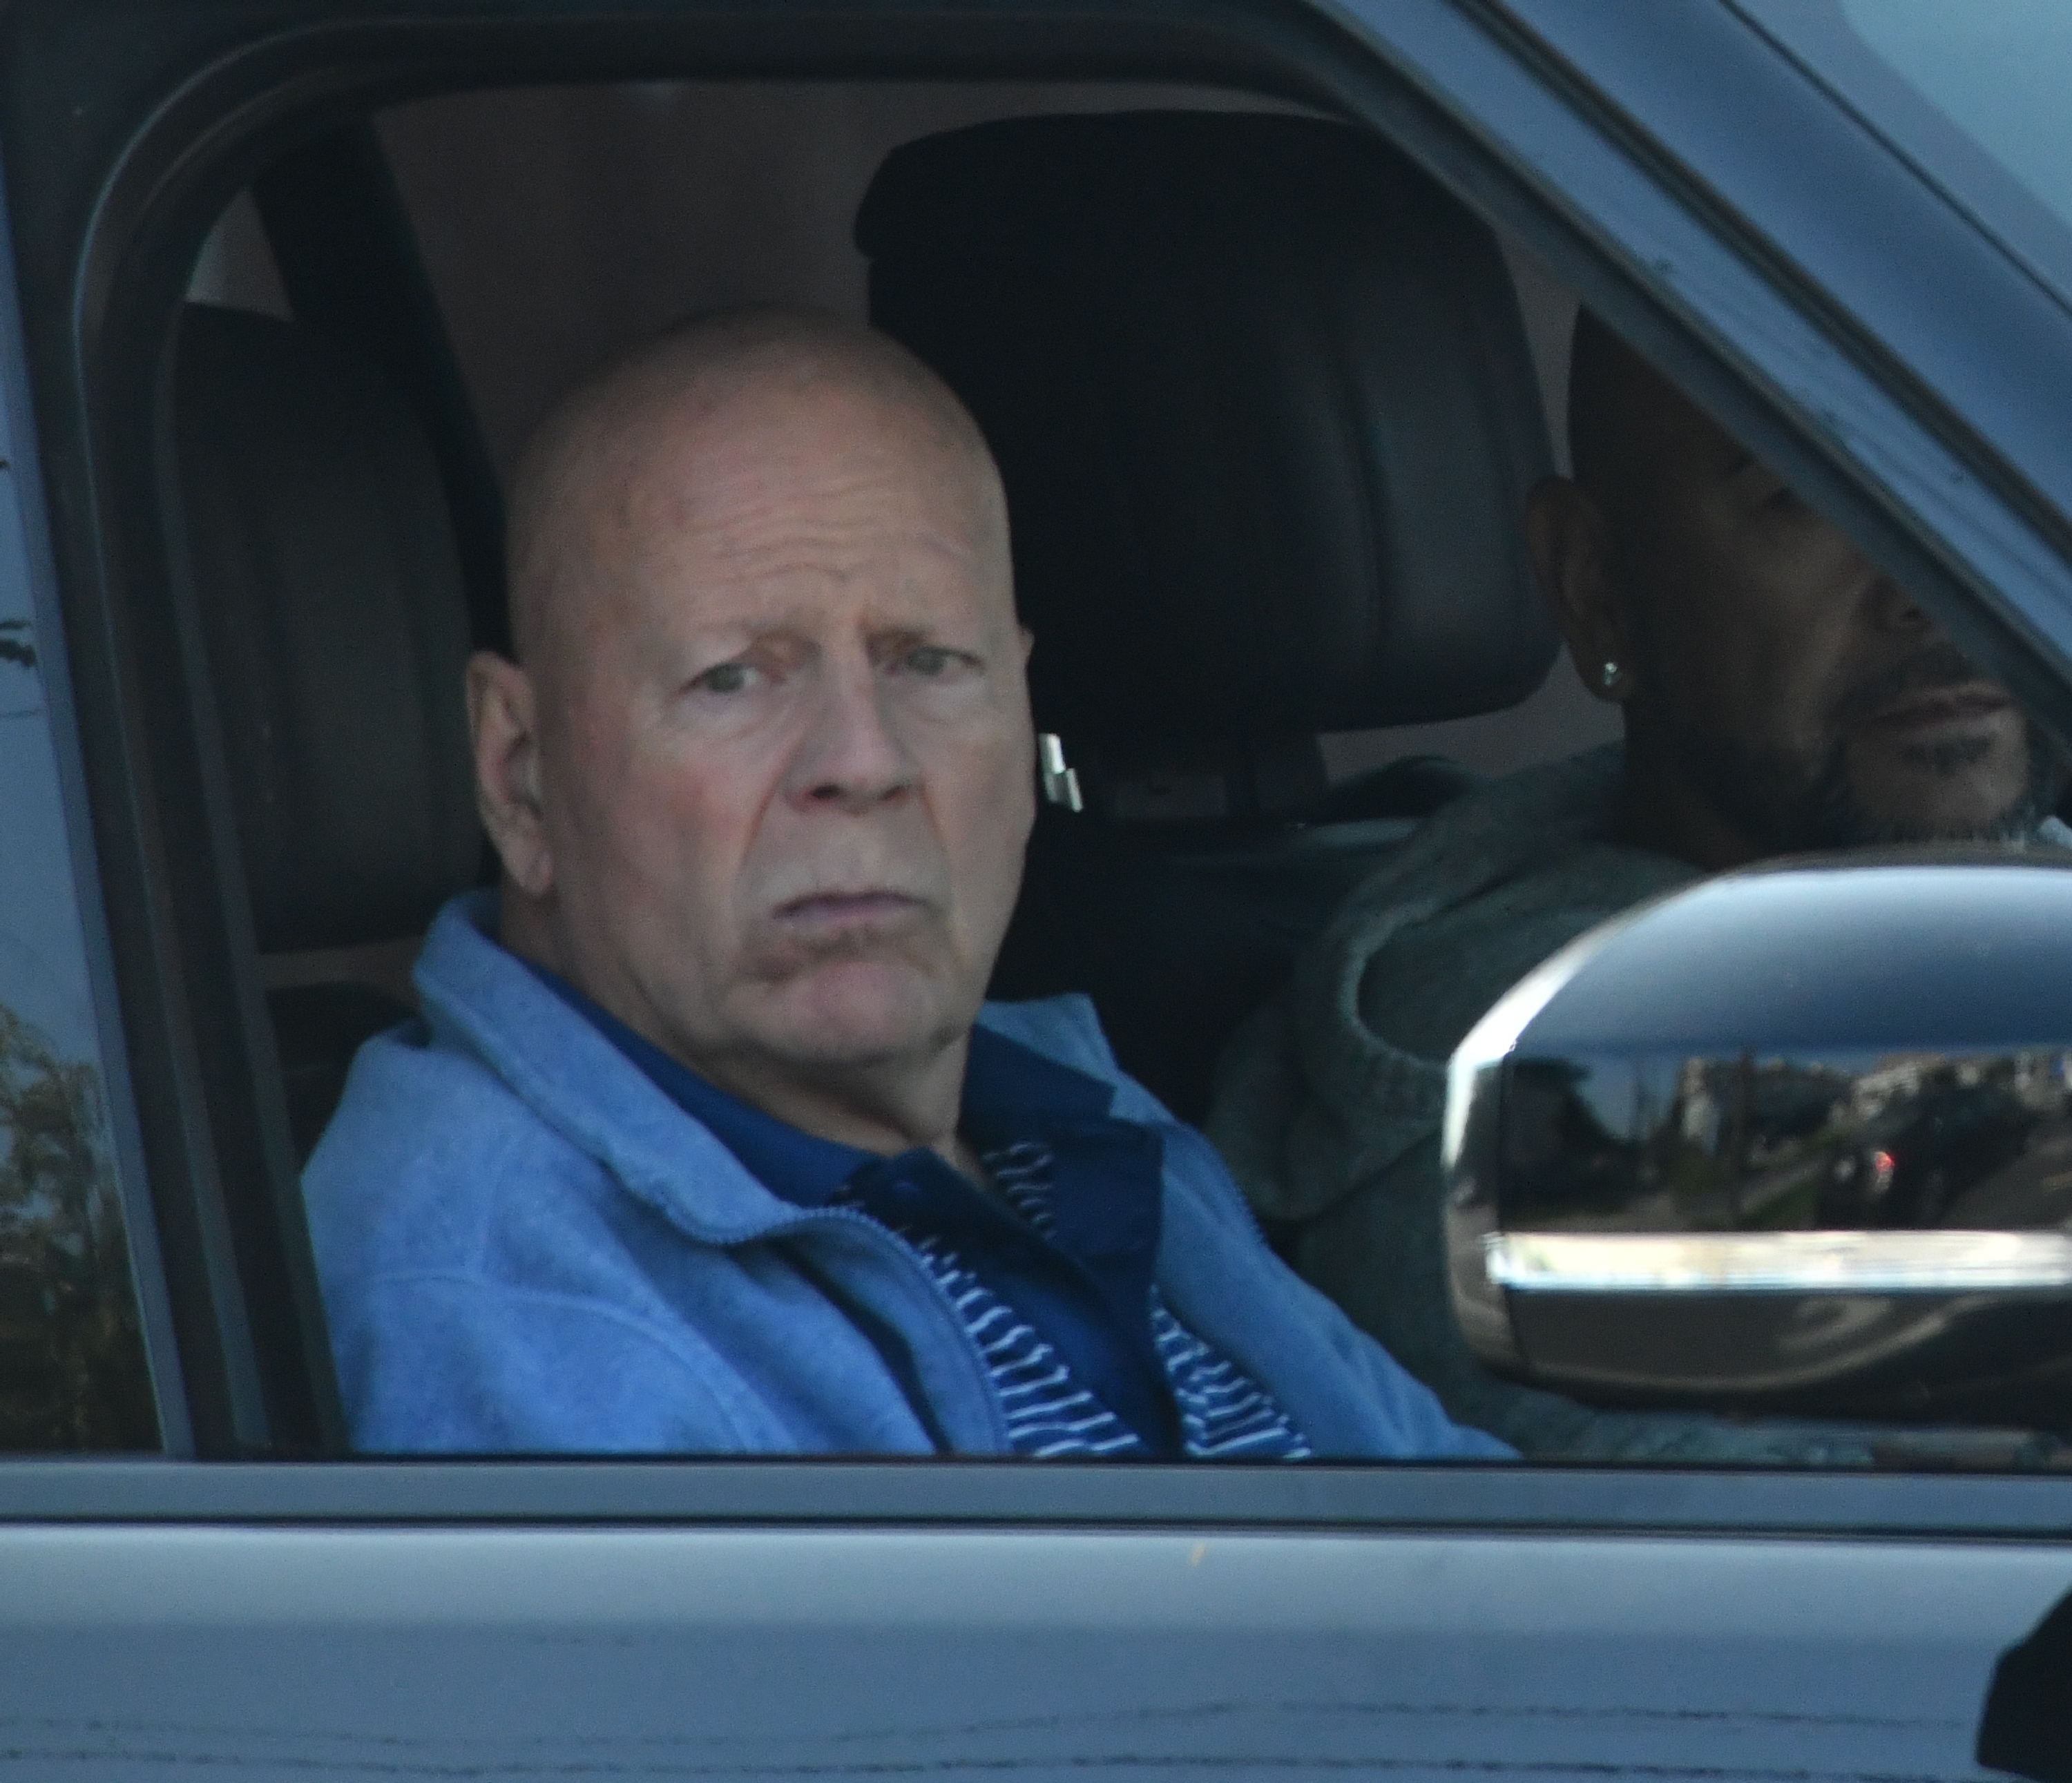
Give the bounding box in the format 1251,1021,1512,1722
870,618,976,648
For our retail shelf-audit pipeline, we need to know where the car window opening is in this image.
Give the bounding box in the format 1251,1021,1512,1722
146,76,2072,1472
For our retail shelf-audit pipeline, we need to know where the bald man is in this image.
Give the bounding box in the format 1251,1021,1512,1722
1208,313,2071,1465
303,305,1508,1460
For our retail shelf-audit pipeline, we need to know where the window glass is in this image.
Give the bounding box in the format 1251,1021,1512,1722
1743,0,2072,311
0,436,157,1449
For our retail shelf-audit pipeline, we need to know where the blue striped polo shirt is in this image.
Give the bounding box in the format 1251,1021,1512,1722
526,967,1305,1461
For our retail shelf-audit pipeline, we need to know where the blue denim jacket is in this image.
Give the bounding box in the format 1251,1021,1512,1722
303,890,1512,1459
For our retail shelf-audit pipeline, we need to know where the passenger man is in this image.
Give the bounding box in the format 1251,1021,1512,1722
1207,313,2069,1463
303,305,1509,1459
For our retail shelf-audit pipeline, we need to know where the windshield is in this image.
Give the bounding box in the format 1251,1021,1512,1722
1740,0,2072,309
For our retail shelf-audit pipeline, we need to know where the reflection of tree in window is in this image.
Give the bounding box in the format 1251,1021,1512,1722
0,1002,155,1448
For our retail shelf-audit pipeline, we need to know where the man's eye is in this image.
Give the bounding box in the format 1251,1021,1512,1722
901,646,968,677
692,661,756,695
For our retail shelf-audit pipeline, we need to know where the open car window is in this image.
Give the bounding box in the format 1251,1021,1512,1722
148,73,2072,1474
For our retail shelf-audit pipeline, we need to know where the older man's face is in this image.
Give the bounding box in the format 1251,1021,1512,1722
518,377,1034,1086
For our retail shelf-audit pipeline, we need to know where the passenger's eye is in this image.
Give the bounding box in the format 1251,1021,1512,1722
691,659,758,695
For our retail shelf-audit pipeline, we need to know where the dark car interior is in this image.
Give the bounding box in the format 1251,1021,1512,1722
173,300,479,1163
174,87,1604,1155
863,110,1557,1120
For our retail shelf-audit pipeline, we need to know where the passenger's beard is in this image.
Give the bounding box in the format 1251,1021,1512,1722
1668,647,2069,854
1677,722,2062,853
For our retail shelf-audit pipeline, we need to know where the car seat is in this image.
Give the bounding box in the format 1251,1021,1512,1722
173,302,479,1162
858,111,1559,1121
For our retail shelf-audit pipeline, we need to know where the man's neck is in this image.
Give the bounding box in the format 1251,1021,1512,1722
685,1040,977,1175
1612,742,1766,875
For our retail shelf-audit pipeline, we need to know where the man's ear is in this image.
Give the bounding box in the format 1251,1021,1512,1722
466,650,555,897
1524,475,1637,706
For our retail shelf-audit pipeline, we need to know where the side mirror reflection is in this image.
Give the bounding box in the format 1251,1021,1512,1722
1444,854,2072,1426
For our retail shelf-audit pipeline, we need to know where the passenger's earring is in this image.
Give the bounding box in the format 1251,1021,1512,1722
1600,661,1622,691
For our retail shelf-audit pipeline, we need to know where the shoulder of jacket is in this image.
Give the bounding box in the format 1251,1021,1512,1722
976,992,1120,1074
303,1019,606,1270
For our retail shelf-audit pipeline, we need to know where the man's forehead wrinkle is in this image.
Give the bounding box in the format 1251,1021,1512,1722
655,448,981,557
626,395,999,584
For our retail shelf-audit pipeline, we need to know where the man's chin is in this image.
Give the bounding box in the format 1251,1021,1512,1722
1845,729,2062,845
1852,784,2035,845
742,961,968,1069
1676,718,2067,855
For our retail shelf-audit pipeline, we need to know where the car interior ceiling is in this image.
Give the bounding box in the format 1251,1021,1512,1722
173,79,1618,1160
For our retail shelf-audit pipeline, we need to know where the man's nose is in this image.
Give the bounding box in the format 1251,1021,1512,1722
783,659,919,814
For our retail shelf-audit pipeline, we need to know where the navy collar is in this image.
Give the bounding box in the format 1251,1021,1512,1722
518,959,1116,1204
517,953,1178,1456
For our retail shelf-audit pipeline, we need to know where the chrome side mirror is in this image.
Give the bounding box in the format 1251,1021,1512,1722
1443,854,2072,1425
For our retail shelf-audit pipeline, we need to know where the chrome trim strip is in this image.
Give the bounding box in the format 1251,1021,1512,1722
1485,1229,2072,1294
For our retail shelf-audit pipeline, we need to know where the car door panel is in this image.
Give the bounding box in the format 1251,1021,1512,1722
0,1520,2060,1780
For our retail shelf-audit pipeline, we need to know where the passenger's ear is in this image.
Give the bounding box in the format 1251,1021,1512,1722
466,650,555,897
1525,475,1635,706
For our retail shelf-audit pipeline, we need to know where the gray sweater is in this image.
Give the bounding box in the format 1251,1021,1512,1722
1207,745,1887,1463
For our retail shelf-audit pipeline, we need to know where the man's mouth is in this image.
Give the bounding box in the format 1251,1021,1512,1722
771,889,928,931
1864,683,2013,735
1835,642,2015,739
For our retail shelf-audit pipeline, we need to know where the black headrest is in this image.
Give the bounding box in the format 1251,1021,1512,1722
173,304,478,954
858,112,1557,755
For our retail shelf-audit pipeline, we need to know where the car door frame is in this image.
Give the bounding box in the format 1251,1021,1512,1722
0,0,2068,1543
